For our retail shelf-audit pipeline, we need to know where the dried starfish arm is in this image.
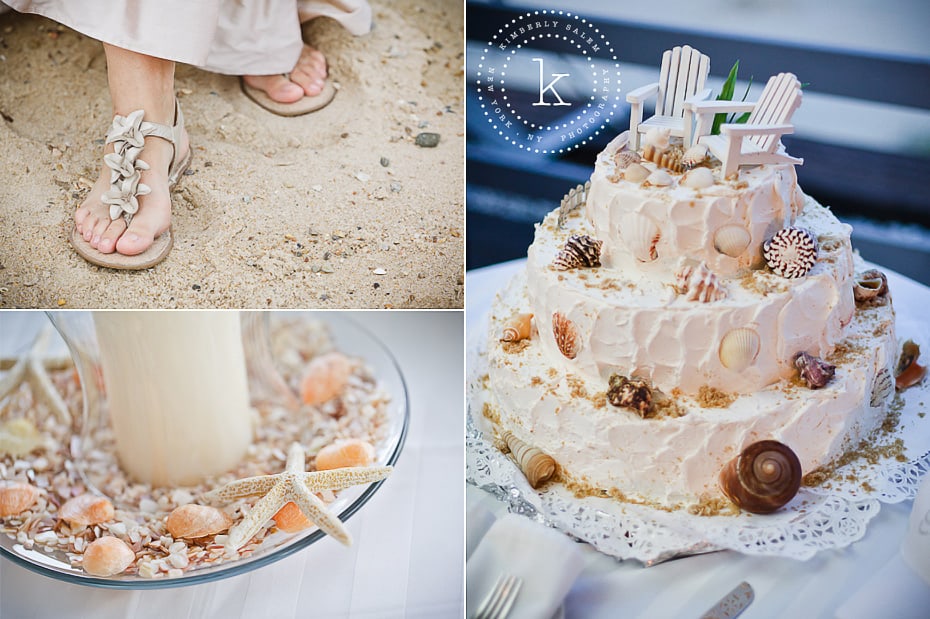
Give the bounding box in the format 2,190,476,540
0,325,70,423
226,481,288,551
290,481,351,545
302,466,394,493
202,475,278,502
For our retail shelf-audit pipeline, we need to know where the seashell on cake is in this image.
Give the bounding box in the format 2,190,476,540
675,260,726,302
166,504,233,539
643,127,671,151
551,234,603,271
713,224,751,258
0,480,38,517
500,430,557,489
59,494,115,526
793,352,836,389
644,169,673,187
621,212,661,262
606,374,654,417
681,143,708,169
895,340,926,390
551,312,581,359
763,227,819,278
719,328,761,371
500,313,534,343
853,269,889,305
870,368,894,408
719,440,802,514
642,143,685,173
680,167,715,189
623,162,650,182
613,149,642,171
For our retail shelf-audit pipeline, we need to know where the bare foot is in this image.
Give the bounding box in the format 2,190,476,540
74,126,190,256
243,44,328,103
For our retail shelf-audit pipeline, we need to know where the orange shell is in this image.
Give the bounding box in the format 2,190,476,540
82,536,135,577
272,502,311,533
300,352,352,406
166,504,232,539
59,494,115,525
0,481,39,517
315,439,375,471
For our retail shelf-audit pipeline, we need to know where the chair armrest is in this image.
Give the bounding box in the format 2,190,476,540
626,82,659,104
683,88,713,105
685,100,756,114
720,123,794,136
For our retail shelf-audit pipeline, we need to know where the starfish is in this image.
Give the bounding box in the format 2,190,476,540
0,324,71,423
203,442,392,551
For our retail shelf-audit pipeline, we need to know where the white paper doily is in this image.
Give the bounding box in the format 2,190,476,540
466,306,930,566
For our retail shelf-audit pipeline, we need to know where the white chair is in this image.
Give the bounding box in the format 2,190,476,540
687,72,804,178
627,45,711,150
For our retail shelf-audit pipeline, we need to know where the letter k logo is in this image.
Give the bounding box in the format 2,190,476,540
532,58,571,106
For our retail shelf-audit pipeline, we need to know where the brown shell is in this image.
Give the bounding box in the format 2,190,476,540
500,313,533,343
501,430,557,489
551,234,603,271
0,481,39,517
166,504,233,539
606,374,653,417
82,536,135,577
300,352,351,406
763,227,818,278
853,269,888,304
793,352,836,389
551,312,580,359
719,440,802,514
58,494,115,526
896,340,926,390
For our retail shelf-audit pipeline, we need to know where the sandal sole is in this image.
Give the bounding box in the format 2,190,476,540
241,78,336,116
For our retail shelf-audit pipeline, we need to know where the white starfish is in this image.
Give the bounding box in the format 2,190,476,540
0,325,71,423
203,442,392,551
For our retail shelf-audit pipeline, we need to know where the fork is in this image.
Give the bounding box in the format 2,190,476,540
473,574,523,619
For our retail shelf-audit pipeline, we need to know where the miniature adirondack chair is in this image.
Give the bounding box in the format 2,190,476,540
627,45,711,150
687,72,804,178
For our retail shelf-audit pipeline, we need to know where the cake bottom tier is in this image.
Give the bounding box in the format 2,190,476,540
484,268,898,509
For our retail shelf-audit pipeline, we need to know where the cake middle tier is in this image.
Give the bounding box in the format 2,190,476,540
528,195,856,395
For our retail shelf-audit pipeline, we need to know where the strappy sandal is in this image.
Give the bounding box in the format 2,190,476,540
240,76,336,117
70,100,191,270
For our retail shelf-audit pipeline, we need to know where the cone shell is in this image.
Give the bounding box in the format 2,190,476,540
166,504,233,539
682,143,708,168
621,212,661,262
713,225,751,258
623,162,650,182
853,269,888,304
719,440,802,514
300,352,351,406
719,328,760,371
82,536,135,577
500,313,533,343
315,438,375,471
552,312,580,360
0,481,38,517
870,368,894,408
644,169,673,187
681,167,715,189
59,494,115,526
501,430,557,489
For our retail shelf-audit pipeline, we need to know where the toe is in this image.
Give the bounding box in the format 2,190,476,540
98,218,127,254
89,216,112,248
289,67,324,96
115,229,154,256
245,75,305,104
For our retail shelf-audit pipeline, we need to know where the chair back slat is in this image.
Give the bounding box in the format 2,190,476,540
657,46,680,116
747,72,802,152
657,45,710,118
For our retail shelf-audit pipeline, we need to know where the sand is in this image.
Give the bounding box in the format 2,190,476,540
0,0,463,308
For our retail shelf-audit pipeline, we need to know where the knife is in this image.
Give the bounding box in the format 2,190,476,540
699,581,755,619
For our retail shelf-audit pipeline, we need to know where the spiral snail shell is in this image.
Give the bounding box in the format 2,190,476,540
500,313,533,343
500,430,557,489
719,440,802,514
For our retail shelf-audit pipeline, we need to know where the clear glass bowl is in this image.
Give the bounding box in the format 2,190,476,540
0,311,409,589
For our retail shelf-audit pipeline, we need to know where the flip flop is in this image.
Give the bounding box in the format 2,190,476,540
240,77,336,117
70,100,190,270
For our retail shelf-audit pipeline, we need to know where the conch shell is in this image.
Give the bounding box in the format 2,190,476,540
896,340,926,390
853,269,889,305
719,328,761,371
551,234,602,271
58,494,115,526
500,313,533,343
500,430,557,489
82,536,136,577
606,374,653,417
719,440,802,514
166,504,233,539
552,312,580,359
0,481,38,517
793,352,836,389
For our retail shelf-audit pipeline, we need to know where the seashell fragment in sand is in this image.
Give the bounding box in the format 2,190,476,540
606,374,654,417
763,227,818,278
0,481,39,517
300,352,352,406
680,167,715,189
719,328,761,371
682,143,708,169
895,340,926,390
551,234,603,271
719,440,802,514
713,224,751,258
500,313,534,343
500,430,557,489
551,312,580,360
675,260,726,302
166,504,233,539
644,169,673,187
59,494,114,526
315,438,375,471
623,162,650,182
870,368,894,408
793,352,836,389
82,536,136,577
621,212,661,262
853,269,889,305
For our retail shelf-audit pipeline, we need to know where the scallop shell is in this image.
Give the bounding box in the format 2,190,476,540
82,536,136,577
719,440,802,514
613,150,642,170
0,481,39,517
763,227,819,278
623,162,650,182
606,374,653,417
644,169,673,187
643,127,671,150
500,313,533,343
680,167,715,189
719,328,761,371
713,225,751,258
793,352,836,389
870,368,894,408
675,260,726,302
166,504,233,539
682,143,708,168
621,212,661,262
551,312,580,359
300,352,351,406
501,430,557,489
315,438,375,470
551,234,603,271
853,269,888,304
895,340,926,390
58,494,114,526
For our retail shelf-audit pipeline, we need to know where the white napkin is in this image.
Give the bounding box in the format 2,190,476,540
466,488,497,560
466,514,584,619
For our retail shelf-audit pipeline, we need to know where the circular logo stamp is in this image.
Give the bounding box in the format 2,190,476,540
475,10,622,154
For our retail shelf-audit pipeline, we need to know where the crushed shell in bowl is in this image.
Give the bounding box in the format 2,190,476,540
58,494,115,526
0,418,44,457
315,438,375,471
166,504,233,539
0,481,39,517
82,536,136,577
300,352,351,406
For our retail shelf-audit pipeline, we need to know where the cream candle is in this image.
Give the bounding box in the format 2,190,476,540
92,311,253,486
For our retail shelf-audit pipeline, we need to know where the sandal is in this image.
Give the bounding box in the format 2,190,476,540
70,100,191,270
240,76,336,117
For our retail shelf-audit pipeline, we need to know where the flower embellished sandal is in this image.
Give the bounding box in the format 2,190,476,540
69,100,191,270
240,76,336,117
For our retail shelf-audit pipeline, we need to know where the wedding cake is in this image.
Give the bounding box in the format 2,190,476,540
482,117,899,513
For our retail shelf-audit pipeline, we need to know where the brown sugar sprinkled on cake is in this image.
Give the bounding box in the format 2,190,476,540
688,494,739,517
696,385,737,408
566,375,588,399
481,402,501,425
501,339,531,355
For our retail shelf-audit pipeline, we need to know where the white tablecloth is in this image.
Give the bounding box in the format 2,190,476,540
0,311,464,619
466,259,929,619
